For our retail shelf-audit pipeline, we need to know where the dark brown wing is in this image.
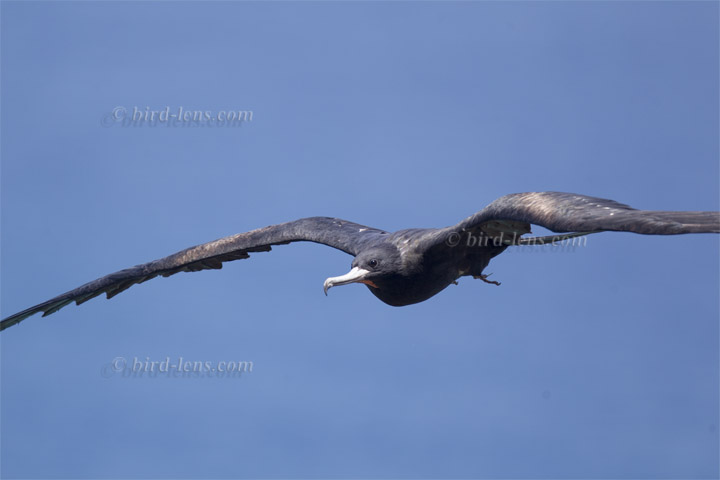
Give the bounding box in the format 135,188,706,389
455,192,720,236
1,217,387,331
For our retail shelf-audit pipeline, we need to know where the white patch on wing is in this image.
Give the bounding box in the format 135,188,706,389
523,193,560,220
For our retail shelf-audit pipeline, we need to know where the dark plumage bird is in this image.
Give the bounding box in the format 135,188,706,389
2,192,718,331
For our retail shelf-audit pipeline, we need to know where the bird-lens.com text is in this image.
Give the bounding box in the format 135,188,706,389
445,231,588,251
101,106,254,127
102,356,253,379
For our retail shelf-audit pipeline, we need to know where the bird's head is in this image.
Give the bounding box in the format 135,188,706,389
323,245,402,297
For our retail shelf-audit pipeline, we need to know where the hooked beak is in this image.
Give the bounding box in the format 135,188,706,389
323,267,373,295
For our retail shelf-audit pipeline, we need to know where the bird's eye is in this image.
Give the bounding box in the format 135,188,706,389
368,259,378,269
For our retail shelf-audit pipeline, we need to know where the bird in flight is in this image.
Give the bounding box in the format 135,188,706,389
2,191,718,331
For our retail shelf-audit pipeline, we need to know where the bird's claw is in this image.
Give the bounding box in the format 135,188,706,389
473,273,501,286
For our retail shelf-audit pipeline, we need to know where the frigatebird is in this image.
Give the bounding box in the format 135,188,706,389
2,191,718,331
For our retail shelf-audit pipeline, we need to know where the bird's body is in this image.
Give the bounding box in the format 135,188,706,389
2,191,718,331
351,228,508,306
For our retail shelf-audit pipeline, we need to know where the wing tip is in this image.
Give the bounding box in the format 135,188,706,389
1,298,74,332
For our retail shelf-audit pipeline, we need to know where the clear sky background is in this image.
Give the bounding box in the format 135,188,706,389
1,2,718,478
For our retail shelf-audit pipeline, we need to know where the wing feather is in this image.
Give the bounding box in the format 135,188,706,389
1,217,387,331
456,192,720,236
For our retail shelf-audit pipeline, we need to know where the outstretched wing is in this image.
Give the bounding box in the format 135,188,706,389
455,192,720,237
1,217,387,331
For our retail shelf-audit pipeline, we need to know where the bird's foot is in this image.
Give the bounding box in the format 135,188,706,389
473,273,501,286
452,280,459,286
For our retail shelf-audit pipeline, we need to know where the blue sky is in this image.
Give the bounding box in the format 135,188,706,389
1,1,718,478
